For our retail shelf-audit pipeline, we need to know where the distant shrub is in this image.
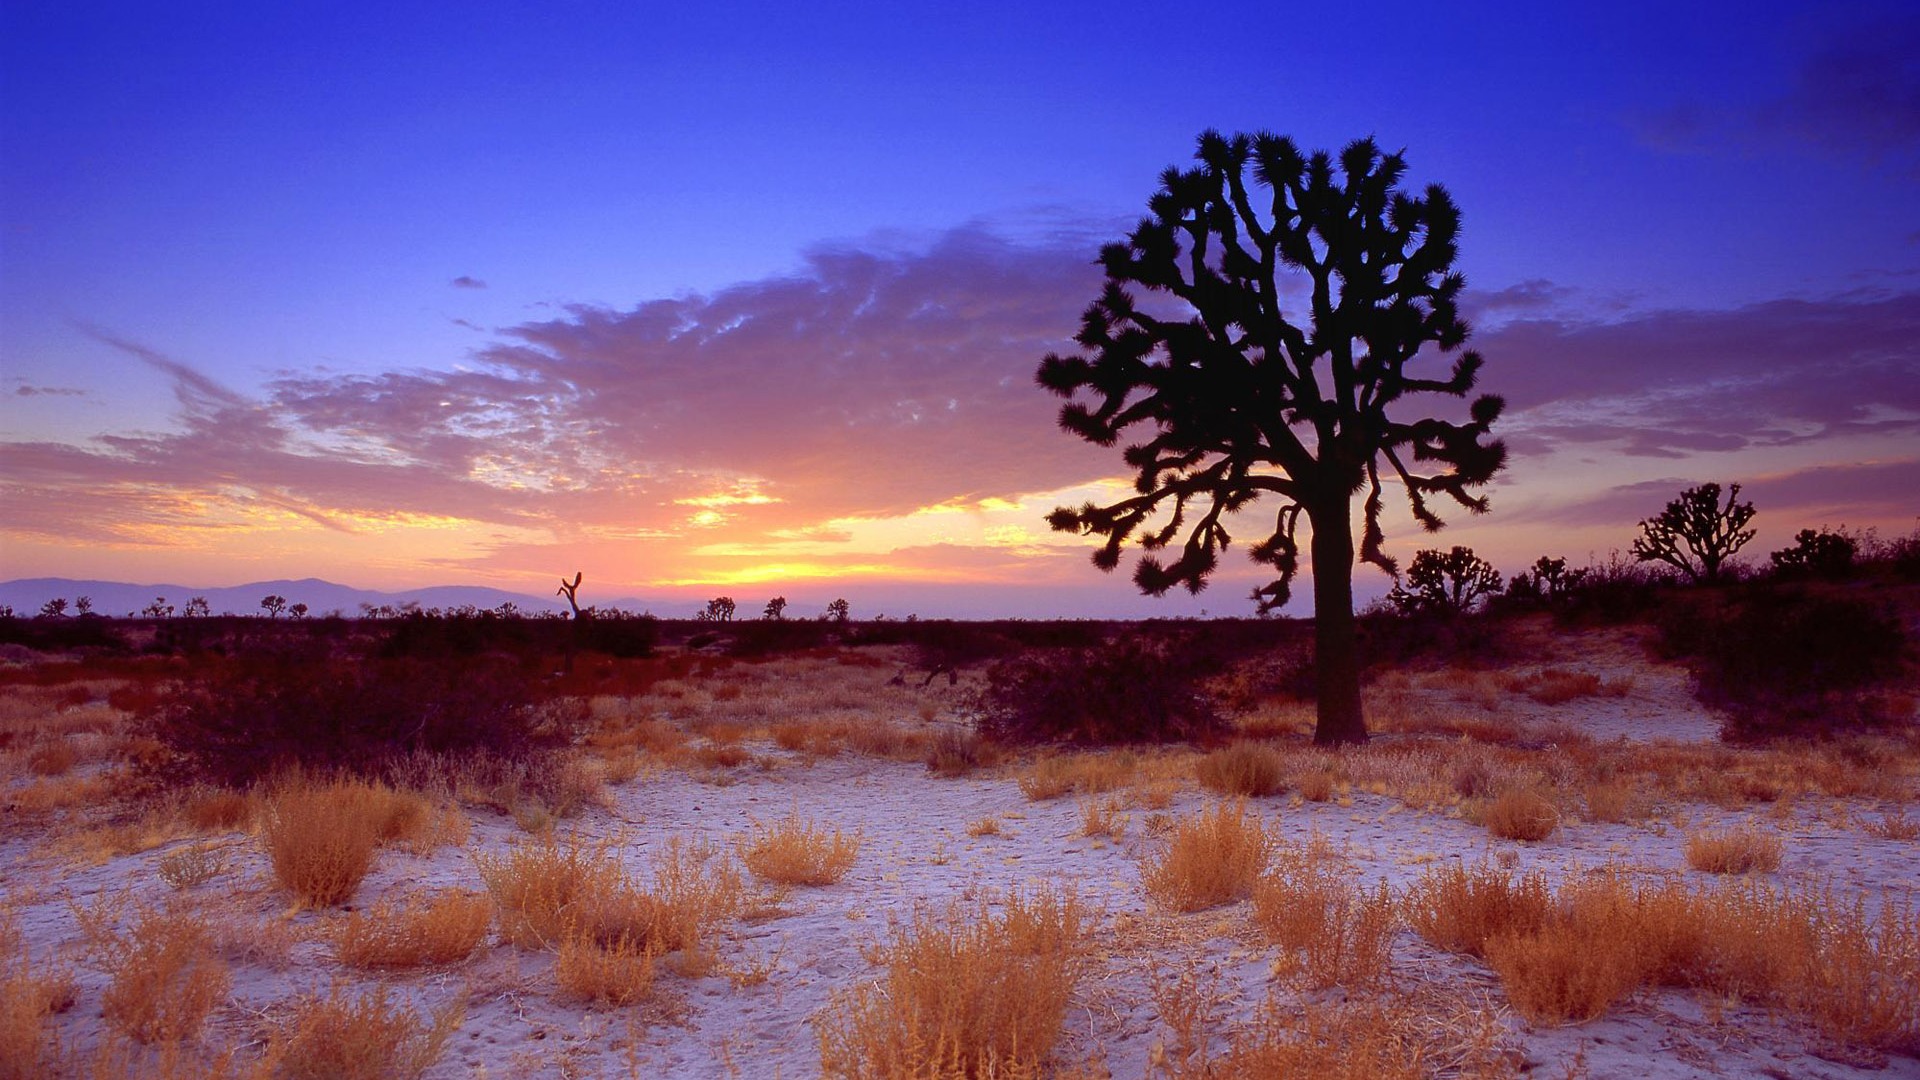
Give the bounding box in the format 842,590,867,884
578,611,659,658
138,642,585,786
1658,588,1908,740
1195,742,1287,797
1769,528,1857,580
975,633,1226,745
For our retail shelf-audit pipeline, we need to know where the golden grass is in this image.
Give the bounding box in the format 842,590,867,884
555,930,661,1006
738,811,860,886
1684,827,1784,874
1252,833,1396,988
965,816,1003,838
26,739,77,777
157,841,229,889
260,779,387,907
331,889,493,969
1018,751,1134,801
475,833,742,969
81,898,231,1044
263,982,463,1080
1079,796,1126,839
1404,863,1551,959
1194,742,1287,798
1480,788,1560,842
1142,802,1271,912
0,909,76,1080
182,787,253,833
815,888,1086,1078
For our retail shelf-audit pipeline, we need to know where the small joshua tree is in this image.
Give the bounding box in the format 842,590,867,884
288,602,309,619
74,595,94,616
825,598,851,623
762,596,787,621
184,596,211,618
38,597,68,619
1388,546,1503,615
556,572,586,619
142,596,175,619
701,596,736,622
1631,482,1756,584
259,594,287,618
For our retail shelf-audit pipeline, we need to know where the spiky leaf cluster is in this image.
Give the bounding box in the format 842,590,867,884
1037,131,1506,611
1387,545,1503,615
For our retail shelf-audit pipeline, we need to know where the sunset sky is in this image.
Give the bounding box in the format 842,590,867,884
3,1,1916,618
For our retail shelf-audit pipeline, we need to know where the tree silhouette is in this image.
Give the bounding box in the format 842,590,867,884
38,598,68,619
259,594,287,618
826,598,851,623
184,596,211,618
700,596,736,622
1037,131,1505,744
1388,546,1502,615
74,595,94,616
1769,528,1856,580
142,596,175,619
556,572,586,619
762,596,787,621
1631,483,1755,584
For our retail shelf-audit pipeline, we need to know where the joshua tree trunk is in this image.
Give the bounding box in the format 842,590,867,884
1309,500,1367,746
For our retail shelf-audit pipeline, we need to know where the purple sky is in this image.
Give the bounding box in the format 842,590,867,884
2,1,1916,617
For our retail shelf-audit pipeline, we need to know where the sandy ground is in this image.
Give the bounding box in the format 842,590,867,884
4,633,1917,1079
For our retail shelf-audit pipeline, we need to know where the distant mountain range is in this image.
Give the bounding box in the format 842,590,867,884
0,577,667,618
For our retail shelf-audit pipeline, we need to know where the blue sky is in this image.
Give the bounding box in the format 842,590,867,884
2,1,1916,615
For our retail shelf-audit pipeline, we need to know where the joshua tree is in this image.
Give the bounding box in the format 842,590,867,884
73,595,94,616
259,594,287,618
556,572,586,619
184,596,211,618
1631,482,1755,584
1038,131,1505,745
826,598,851,623
289,602,309,619
701,596,737,622
1388,546,1502,615
142,596,175,618
762,596,788,621
38,598,68,619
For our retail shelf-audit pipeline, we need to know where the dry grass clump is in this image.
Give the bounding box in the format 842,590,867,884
1505,667,1628,705
555,929,661,1006
1194,742,1287,798
1142,802,1271,912
259,778,389,906
925,727,994,778
331,889,493,969
263,982,463,1080
738,811,861,886
815,888,1086,1078
1684,826,1784,874
1404,863,1551,959
1252,833,1396,988
1,909,77,1080
26,739,78,777
1079,797,1127,839
475,832,742,978
1479,788,1560,842
77,898,231,1044
1018,751,1134,801
1150,967,1513,1080
965,816,1003,838
182,786,253,832
157,841,229,889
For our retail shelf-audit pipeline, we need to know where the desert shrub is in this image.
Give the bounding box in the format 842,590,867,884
1769,528,1857,580
1404,863,1551,958
264,982,463,1080
1142,802,1271,912
1253,834,1395,988
815,889,1085,1078
1480,789,1560,842
0,911,76,1080
1659,588,1908,739
1684,827,1783,874
137,641,585,786
88,901,231,1044
738,812,860,886
1017,751,1135,800
1194,742,1287,797
260,778,390,906
555,930,660,1006
975,633,1226,745
331,890,493,969
924,727,992,777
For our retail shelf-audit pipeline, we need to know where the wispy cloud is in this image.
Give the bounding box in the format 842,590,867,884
450,275,487,289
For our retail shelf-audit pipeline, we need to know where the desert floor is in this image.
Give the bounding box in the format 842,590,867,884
3,619,1917,1079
